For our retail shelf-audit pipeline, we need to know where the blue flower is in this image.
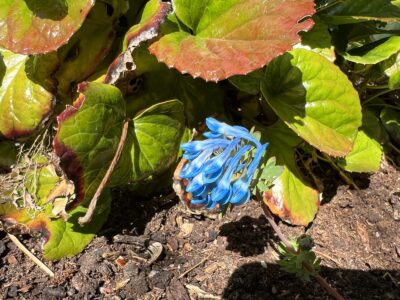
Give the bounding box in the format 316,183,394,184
179,117,268,209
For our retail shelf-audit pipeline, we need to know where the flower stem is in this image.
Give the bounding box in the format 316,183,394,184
260,201,345,300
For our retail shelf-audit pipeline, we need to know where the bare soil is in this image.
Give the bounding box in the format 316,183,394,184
0,158,399,300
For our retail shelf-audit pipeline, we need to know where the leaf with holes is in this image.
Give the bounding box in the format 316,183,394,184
262,121,319,226
150,0,315,81
0,50,58,139
261,48,362,157
0,0,95,54
104,0,172,90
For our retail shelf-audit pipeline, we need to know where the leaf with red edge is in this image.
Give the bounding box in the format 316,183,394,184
262,121,319,226
0,0,95,55
0,50,58,140
104,0,172,90
149,0,315,81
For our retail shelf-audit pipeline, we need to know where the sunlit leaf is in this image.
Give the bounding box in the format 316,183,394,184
261,48,362,157
338,111,383,172
0,0,95,54
339,36,400,64
43,191,111,260
261,121,319,226
150,0,315,81
382,52,400,89
54,82,126,205
0,50,58,139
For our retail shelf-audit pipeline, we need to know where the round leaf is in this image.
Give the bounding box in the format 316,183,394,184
261,48,362,157
0,0,95,54
0,50,56,139
150,0,315,81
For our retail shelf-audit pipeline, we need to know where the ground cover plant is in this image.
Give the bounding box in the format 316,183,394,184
0,0,400,298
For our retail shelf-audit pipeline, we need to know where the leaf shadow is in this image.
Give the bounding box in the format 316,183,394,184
24,0,68,21
223,262,400,300
219,215,279,257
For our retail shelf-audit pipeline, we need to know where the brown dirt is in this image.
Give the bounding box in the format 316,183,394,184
0,158,399,300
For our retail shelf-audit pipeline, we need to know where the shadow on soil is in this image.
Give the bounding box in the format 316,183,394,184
219,215,279,257
223,262,400,300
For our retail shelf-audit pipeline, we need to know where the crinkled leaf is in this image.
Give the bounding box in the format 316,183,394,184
43,191,111,260
381,107,400,145
338,111,383,172
262,121,319,226
0,0,95,54
319,0,400,24
114,100,185,184
0,50,57,139
54,82,126,205
339,36,400,64
150,0,315,81
261,48,362,157
105,0,171,89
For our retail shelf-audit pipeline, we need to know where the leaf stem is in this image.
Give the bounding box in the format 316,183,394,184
260,202,345,300
363,88,399,105
7,233,55,278
78,120,130,225
321,154,360,190
365,103,400,111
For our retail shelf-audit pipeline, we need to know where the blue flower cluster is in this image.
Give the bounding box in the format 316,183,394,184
180,117,268,209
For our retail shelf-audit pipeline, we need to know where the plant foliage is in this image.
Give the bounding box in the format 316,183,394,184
0,0,399,260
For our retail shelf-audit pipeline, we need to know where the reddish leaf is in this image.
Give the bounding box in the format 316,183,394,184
150,0,315,81
0,0,95,54
104,0,171,90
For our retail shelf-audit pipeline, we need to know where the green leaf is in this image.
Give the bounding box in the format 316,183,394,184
0,0,95,54
319,0,400,24
339,36,400,64
0,50,57,139
261,121,319,226
54,82,186,205
126,45,226,127
54,82,126,205
150,0,315,81
43,191,111,260
229,69,264,95
338,111,383,172
382,52,400,89
55,1,126,96
381,107,400,145
298,19,336,62
115,100,186,183
173,0,212,31
261,48,362,157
